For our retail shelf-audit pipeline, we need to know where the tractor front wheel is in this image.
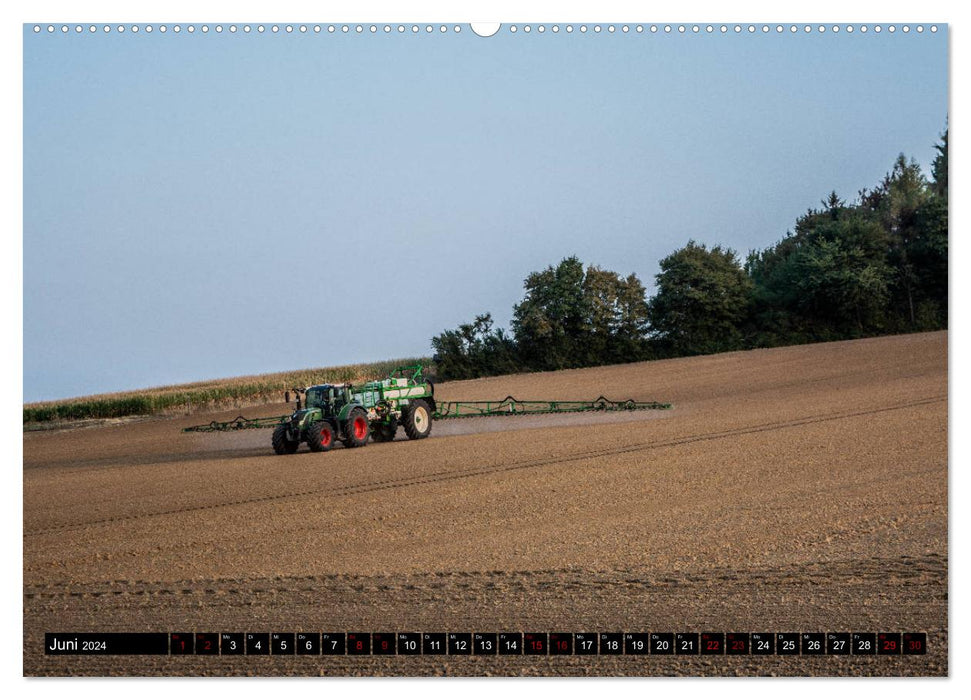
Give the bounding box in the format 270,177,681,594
272,425,299,455
306,421,335,452
402,399,432,440
342,408,370,448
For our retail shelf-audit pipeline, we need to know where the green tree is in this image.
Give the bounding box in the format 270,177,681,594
916,128,949,326
648,241,753,356
431,313,520,380
511,256,590,370
932,127,948,199
614,273,653,360
789,226,893,332
434,258,651,379
748,203,894,340
861,154,933,326
512,257,651,369
581,266,651,364
910,195,948,326
911,129,949,326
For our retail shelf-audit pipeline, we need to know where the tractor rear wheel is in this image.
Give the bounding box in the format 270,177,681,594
306,420,335,452
371,416,398,443
402,399,432,440
342,408,370,448
272,425,299,455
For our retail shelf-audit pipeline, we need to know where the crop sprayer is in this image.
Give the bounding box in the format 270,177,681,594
182,365,672,454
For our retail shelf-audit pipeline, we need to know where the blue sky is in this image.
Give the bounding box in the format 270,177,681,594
23,23,948,401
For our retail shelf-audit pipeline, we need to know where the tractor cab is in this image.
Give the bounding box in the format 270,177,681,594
304,384,351,412
304,385,333,410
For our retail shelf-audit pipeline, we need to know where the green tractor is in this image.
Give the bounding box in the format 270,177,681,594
271,365,436,455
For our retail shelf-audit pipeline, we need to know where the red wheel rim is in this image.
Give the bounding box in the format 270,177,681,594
353,416,367,439
320,427,331,446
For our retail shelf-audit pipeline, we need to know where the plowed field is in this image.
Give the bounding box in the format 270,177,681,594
23,332,948,676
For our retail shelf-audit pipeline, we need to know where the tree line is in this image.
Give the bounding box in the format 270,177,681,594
431,130,948,380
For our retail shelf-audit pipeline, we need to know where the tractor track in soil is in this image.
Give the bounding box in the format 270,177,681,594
23,553,947,600
24,395,943,537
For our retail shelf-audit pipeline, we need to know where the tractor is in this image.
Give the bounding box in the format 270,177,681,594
271,365,435,454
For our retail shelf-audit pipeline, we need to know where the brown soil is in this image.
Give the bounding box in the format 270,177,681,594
23,332,948,676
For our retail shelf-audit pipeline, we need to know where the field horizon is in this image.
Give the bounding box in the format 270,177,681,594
23,331,947,427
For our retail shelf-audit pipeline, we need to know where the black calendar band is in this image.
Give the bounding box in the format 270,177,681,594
44,632,927,656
